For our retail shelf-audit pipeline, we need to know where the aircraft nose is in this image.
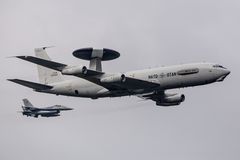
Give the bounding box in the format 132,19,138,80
64,107,73,110
216,69,230,82
223,69,231,76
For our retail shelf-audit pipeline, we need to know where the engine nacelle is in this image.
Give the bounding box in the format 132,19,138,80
156,94,185,106
62,66,87,75
100,74,126,83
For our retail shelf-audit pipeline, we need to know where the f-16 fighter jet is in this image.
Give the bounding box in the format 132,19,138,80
20,98,73,118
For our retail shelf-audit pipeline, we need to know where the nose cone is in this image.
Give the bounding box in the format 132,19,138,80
57,105,73,110
62,106,73,110
225,70,231,76
216,69,230,82
65,107,73,110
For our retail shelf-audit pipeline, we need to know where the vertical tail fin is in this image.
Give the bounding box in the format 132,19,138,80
34,48,63,84
22,106,26,111
22,98,33,107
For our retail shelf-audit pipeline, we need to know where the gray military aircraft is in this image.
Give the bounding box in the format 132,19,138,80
8,47,230,106
20,98,73,118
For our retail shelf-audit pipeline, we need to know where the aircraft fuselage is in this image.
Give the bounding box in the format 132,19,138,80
41,62,230,98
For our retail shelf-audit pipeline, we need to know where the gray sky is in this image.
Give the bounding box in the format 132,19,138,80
0,0,239,159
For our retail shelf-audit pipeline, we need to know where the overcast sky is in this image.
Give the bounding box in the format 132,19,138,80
0,0,239,159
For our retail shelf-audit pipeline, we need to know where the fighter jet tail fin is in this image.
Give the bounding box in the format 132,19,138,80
35,48,64,84
22,98,33,107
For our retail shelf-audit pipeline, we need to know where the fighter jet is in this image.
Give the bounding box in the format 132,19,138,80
8,47,230,106
20,98,73,118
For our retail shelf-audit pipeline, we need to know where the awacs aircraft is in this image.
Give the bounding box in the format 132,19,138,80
8,47,230,106
20,98,73,118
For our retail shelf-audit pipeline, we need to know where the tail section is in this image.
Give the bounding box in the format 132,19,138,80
34,48,63,84
7,79,53,91
22,105,26,111
22,98,33,107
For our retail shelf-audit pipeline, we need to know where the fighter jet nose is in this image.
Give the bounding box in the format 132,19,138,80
63,106,73,110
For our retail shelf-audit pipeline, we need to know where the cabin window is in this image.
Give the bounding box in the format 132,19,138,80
177,68,199,75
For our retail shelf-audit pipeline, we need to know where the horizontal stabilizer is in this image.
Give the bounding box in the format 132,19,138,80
7,79,53,90
16,56,67,71
16,56,104,76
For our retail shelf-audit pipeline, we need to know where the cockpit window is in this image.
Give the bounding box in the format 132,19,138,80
213,64,226,69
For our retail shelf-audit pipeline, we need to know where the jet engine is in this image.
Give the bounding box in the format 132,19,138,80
100,74,126,83
62,66,87,75
156,94,185,106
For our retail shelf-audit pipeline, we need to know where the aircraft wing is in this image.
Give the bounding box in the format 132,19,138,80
16,56,103,76
102,77,160,90
43,105,73,111
138,91,164,101
72,72,159,90
15,56,159,91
